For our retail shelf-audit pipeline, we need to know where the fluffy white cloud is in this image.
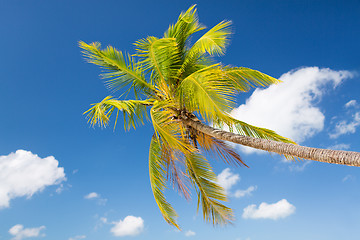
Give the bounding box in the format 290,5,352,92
345,100,357,108
231,67,353,153
242,199,295,220
9,224,45,240
234,186,257,198
84,192,99,199
330,112,360,139
110,216,144,237
185,230,196,237
69,235,86,240
0,150,66,208
217,168,240,192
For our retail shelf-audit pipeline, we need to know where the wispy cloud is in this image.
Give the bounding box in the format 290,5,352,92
0,150,66,209
84,192,107,205
9,224,45,240
234,186,257,198
345,100,357,108
217,168,257,198
328,143,351,150
68,235,86,240
185,230,196,237
230,67,354,154
242,199,295,220
330,112,360,139
110,216,144,237
342,174,355,182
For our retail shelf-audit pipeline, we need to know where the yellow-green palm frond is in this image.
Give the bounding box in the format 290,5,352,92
84,96,153,130
225,116,296,144
164,5,205,52
190,20,232,56
134,37,181,90
79,41,156,97
224,67,281,92
196,132,248,167
150,101,194,153
149,136,180,229
185,153,234,225
178,65,236,122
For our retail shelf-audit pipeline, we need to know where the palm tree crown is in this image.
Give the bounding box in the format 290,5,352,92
80,5,360,229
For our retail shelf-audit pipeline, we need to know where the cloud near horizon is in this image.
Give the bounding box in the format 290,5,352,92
0,150,66,208
231,67,354,153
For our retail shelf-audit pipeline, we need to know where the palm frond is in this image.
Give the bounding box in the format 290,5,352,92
149,136,180,229
185,153,233,225
190,20,232,56
84,96,153,130
134,37,182,93
178,65,236,122
196,132,248,167
79,41,156,96
224,67,281,92
164,5,205,53
150,101,194,153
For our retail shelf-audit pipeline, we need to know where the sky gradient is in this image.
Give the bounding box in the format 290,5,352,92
1,1,360,240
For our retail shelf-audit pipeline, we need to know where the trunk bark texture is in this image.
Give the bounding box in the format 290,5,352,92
181,117,360,167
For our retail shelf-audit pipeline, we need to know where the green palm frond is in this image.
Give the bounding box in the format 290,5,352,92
196,132,248,167
79,41,156,96
164,4,205,53
178,65,236,122
185,153,233,225
224,67,281,92
149,136,180,229
134,37,181,92
190,20,232,56
84,96,153,130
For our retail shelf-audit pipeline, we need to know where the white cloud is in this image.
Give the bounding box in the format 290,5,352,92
9,224,45,240
110,216,144,237
185,230,196,237
0,150,66,208
234,186,257,198
328,143,351,150
231,67,353,154
217,168,240,192
84,192,99,199
345,100,357,108
69,235,86,240
329,112,360,139
84,192,107,205
242,199,295,220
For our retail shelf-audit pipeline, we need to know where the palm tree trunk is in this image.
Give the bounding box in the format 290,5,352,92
181,117,360,167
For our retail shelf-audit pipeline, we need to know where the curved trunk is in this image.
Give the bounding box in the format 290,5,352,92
181,117,360,167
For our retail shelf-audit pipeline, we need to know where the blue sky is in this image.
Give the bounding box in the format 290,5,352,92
1,0,360,239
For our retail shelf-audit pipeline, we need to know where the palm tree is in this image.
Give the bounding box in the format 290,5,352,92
80,5,360,229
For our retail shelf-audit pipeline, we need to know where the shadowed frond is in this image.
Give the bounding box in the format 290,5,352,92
84,96,153,130
185,153,233,225
224,67,281,92
79,41,156,96
178,65,236,122
149,136,180,229
196,132,248,167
